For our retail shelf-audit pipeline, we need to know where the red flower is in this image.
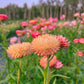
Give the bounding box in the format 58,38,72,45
73,38,79,43
79,38,84,43
54,60,63,69
20,22,28,27
77,51,83,57
16,30,26,37
31,31,40,38
0,14,8,21
56,35,70,48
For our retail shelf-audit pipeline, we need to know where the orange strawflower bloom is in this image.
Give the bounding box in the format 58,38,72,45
7,42,32,58
40,56,57,68
32,34,60,56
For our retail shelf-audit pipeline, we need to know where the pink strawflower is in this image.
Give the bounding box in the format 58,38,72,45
73,38,79,43
41,26,47,31
32,25,39,31
48,25,54,30
79,38,84,43
53,18,58,22
56,35,70,48
74,13,80,17
0,14,8,21
60,15,66,20
52,24,57,28
16,30,26,37
20,22,28,27
81,13,84,17
31,31,41,38
71,20,77,26
81,18,84,21
54,60,63,69
81,20,84,24
77,51,83,57
48,17,53,22
63,21,69,26
26,29,32,33
10,37,17,44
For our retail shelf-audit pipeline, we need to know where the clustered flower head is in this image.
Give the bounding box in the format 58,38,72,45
31,31,41,38
29,19,37,25
7,42,32,58
54,60,63,69
77,51,83,57
0,14,8,21
74,13,80,17
16,30,26,37
20,22,28,27
10,37,18,44
32,34,60,56
73,38,84,44
56,35,70,48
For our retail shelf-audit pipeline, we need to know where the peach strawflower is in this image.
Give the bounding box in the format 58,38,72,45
56,35,70,48
7,42,32,58
32,34,60,56
40,56,57,69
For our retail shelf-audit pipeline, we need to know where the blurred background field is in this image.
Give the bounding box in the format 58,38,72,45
0,0,84,84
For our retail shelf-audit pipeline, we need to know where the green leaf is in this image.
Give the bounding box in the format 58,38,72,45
10,74,16,80
53,78,56,84
37,65,44,77
0,79,9,84
51,74,70,79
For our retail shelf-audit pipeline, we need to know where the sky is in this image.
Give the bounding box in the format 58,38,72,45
0,0,46,8
0,0,64,8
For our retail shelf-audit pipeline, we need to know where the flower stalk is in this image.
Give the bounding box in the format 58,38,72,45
17,57,22,84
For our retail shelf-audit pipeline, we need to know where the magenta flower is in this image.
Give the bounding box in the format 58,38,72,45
79,38,84,43
56,35,70,48
20,22,28,27
31,31,41,38
73,39,79,43
54,60,63,69
10,37,18,44
77,51,83,57
0,14,8,21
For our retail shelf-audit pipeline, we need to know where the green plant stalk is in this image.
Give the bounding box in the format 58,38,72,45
76,57,81,84
0,21,10,73
44,56,50,84
17,57,22,84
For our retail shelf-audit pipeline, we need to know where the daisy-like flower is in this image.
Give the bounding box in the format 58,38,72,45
7,42,32,59
56,35,70,48
32,34,60,56
40,56,57,69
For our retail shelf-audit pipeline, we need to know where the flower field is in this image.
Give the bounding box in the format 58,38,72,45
0,13,84,84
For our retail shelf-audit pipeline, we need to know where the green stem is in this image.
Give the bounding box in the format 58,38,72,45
76,57,81,84
44,56,50,84
17,57,22,84
0,21,10,73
